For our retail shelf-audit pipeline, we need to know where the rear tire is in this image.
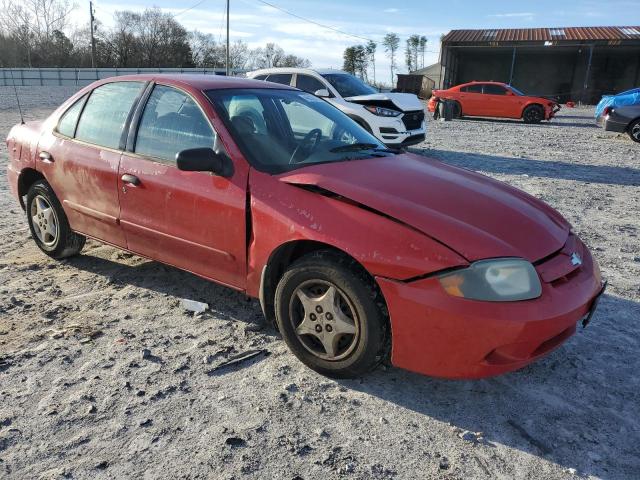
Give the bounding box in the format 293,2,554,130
628,119,640,143
26,180,85,259
452,101,462,119
274,251,388,378
523,105,544,124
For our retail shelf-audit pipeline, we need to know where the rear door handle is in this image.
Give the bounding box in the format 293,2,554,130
121,174,140,186
39,151,53,163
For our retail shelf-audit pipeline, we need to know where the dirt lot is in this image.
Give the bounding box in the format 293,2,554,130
1,87,639,480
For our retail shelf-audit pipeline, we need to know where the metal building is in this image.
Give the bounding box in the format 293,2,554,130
439,26,640,103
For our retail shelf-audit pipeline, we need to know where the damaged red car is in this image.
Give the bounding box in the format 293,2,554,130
6,75,605,379
428,81,561,123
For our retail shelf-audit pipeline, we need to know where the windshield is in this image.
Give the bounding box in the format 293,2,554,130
321,73,377,98
509,85,525,96
206,88,393,174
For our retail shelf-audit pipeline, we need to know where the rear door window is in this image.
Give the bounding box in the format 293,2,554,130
295,74,326,94
483,84,508,95
462,84,483,93
134,85,215,163
266,73,293,86
57,94,88,137
75,82,145,149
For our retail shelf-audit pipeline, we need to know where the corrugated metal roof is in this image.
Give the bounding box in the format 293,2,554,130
443,26,640,43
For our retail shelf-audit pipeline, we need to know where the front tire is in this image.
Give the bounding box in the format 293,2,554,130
274,251,388,378
26,180,85,259
628,119,640,143
523,105,544,124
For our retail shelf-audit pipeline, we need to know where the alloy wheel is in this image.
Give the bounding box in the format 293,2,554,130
632,123,640,142
288,279,359,361
30,194,59,247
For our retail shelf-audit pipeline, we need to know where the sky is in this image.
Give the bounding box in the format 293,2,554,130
72,0,640,82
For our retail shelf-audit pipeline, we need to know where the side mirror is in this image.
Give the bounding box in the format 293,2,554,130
176,147,233,177
506,90,515,96
314,88,331,98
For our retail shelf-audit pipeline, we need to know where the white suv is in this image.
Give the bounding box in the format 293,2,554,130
246,68,426,147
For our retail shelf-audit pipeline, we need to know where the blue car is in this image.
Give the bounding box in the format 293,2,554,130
595,88,640,119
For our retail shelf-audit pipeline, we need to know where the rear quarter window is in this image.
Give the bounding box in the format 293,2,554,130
56,94,88,137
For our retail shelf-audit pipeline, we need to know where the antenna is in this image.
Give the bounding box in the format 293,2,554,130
8,67,25,124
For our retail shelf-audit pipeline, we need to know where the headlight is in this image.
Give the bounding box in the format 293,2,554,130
364,105,402,117
438,258,542,302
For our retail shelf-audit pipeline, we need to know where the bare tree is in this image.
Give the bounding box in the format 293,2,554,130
0,0,76,66
251,42,310,69
366,40,377,83
189,31,223,68
383,33,400,85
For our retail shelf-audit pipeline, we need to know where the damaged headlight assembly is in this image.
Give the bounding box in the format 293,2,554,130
438,258,542,302
363,105,402,117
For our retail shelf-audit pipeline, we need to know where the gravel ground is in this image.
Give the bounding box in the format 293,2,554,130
1,87,639,480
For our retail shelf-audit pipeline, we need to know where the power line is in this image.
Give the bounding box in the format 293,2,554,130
252,0,373,43
173,0,210,18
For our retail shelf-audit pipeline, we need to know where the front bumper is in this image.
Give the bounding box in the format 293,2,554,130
377,237,603,379
366,112,426,147
546,104,561,120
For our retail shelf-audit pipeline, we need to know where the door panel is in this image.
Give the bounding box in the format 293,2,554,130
118,84,248,288
458,85,485,116
38,132,125,246
482,84,510,117
36,81,147,247
118,155,247,288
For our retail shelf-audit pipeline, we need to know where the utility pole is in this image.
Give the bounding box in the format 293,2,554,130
89,1,97,68
225,0,230,75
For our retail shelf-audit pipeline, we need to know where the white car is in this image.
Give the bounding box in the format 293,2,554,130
246,68,426,147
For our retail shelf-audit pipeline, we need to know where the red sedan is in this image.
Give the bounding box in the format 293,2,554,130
429,81,561,123
6,75,604,379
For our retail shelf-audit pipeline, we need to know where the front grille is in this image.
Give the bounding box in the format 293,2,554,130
402,110,425,131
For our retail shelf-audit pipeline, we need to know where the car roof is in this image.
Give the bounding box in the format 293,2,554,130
99,74,295,91
248,67,348,77
459,81,509,87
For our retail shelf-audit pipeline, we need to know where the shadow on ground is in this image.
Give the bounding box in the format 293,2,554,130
340,294,640,479
64,250,270,334
454,116,599,129
412,148,640,186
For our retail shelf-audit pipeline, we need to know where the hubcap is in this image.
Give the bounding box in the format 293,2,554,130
289,280,359,361
30,195,59,247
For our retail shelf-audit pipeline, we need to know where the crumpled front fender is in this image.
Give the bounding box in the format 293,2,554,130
246,169,467,297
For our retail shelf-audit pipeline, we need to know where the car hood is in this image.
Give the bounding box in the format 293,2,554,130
345,93,424,112
278,153,569,263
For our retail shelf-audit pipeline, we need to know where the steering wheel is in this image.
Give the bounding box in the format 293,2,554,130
289,128,322,164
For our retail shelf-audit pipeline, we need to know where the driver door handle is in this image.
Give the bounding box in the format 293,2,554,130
121,174,140,186
39,151,54,163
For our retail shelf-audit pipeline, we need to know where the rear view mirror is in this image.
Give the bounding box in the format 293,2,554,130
176,147,233,177
314,88,331,98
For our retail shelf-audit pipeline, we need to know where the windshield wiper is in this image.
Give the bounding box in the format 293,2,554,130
329,143,400,153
